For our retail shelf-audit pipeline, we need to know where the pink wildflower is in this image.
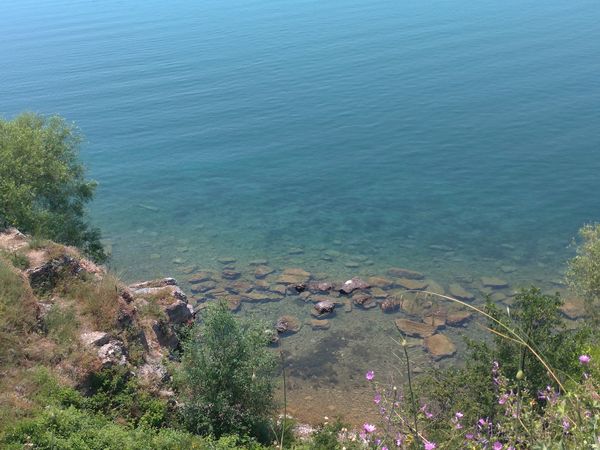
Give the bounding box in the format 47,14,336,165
424,441,436,450
366,370,375,380
579,355,591,364
363,423,376,433
493,442,503,450
374,393,382,404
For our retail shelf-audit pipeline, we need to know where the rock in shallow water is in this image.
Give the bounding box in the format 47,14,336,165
387,267,424,280
448,283,475,301
313,300,335,315
424,333,456,359
275,315,302,334
395,318,436,338
310,319,330,330
339,277,370,295
480,277,509,289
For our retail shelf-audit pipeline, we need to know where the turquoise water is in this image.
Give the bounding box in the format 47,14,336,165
2,0,600,283
2,0,600,422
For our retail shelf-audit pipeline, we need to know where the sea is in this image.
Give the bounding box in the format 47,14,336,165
2,0,600,423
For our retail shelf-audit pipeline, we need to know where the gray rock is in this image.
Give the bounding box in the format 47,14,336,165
98,341,127,368
165,300,194,324
81,331,110,347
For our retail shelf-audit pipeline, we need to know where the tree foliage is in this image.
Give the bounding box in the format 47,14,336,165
176,302,277,440
0,112,105,261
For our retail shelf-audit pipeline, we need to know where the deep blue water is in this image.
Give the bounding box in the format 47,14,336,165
2,0,600,284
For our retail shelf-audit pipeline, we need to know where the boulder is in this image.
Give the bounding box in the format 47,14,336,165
165,300,194,324
395,319,436,338
152,321,179,350
424,334,456,359
448,283,475,301
340,277,370,295
387,267,424,280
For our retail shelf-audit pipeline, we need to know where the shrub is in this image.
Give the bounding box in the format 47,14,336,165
567,223,600,318
0,112,105,262
176,301,277,440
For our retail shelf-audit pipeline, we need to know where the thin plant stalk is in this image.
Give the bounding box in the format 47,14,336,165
402,339,419,446
279,338,287,450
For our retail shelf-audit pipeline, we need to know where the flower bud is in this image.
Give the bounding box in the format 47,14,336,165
516,369,524,380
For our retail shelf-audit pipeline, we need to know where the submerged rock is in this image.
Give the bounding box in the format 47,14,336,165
367,276,394,289
446,311,472,327
424,334,456,360
395,318,436,338
480,277,509,289
222,269,241,280
380,297,400,313
217,256,237,264
448,283,475,301
309,282,334,293
387,267,424,280
395,278,429,291
310,319,330,330
352,293,376,309
275,315,302,334
254,265,275,279
339,277,370,295
560,298,586,320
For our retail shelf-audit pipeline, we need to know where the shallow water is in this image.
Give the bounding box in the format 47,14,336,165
2,0,600,423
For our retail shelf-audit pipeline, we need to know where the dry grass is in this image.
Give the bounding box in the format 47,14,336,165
0,258,38,366
60,273,122,332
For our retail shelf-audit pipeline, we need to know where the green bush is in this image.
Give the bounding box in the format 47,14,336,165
1,405,209,450
0,112,105,262
176,301,277,440
567,223,600,318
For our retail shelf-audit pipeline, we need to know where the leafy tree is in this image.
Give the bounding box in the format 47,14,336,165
0,112,105,261
567,223,600,318
176,302,277,440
